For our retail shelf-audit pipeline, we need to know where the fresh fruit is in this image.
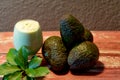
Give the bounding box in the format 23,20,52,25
68,41,99,71
83,29,93,42
42,36,68,72
60,14,85,51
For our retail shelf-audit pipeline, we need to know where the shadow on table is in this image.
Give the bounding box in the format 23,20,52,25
50,61,104,76
50,64,70,75
70,61,105,76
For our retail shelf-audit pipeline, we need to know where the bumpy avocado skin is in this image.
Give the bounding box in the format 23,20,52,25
60,14,85,51
42,36,68,72
68,41,99,71
83,29,93,42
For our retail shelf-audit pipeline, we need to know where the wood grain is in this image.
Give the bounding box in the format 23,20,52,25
0,31,120,80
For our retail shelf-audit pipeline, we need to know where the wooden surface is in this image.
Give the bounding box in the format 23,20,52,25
0,31,120,80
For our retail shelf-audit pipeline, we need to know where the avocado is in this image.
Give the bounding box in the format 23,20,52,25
83,29,93,42
60,14,85,51
42,36,68,72
68,41,99,71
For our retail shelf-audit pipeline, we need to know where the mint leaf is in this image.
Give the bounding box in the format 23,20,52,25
6,48,18,65
15,52,27,70
23,76,27,80
25,67,49,77
0,62,21,75
18,46,30,61
15,53,26,70
23,76,34,80
29,56,42,69
3,71,22,80
0,46,49,79
15,46,30,70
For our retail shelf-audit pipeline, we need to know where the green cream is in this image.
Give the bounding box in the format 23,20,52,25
13,19,43,55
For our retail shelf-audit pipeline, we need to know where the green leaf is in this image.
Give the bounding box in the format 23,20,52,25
15,46,30,70
6,48,18,65
29,56,42,69
15,52,27,70
23,76,28,80
3,71,22,80
18,46,30,61
0,62,21,75
23,76,34,80
25,67,50,77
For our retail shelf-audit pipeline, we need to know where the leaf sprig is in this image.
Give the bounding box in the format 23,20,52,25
0,46,49,80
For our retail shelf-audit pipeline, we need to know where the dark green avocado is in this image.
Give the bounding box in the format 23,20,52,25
42,36,68,72
60,14,85,51
83,29,93,42
68,41,99,71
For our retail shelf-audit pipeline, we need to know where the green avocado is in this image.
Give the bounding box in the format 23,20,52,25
83,29,93,42
68,41,99,71
42,36,68,72
60,14,85,51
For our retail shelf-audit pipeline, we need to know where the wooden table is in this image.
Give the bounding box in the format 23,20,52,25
0,31,120,80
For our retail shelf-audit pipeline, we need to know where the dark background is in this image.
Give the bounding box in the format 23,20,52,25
0,0,120,31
